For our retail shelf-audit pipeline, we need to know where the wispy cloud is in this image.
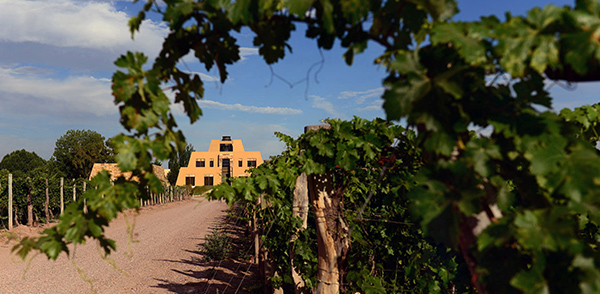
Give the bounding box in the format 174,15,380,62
198,72,220,82
310,95,344,118
356,100,383,112
198,100,302,115
180,46,258,65
182,71,220,82
338,87,384,104
239,47,259,60
10,66,54,76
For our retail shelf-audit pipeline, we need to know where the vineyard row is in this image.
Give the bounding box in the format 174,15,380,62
0,174,188,230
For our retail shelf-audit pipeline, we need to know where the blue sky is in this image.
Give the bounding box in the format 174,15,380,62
0,0,597,163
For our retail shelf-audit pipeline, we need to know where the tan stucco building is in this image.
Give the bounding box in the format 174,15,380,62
89,163,168,185
175,136,263,187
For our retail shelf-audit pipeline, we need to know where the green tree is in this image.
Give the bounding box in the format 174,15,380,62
167,143,194,185
52,130,114,180
15,1,600,293
0,149,46,178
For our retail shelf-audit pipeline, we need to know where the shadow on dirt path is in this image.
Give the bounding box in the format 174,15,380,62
152,211,258,294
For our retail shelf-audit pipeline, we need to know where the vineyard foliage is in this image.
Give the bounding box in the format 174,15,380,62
209,117,471,292
11,0,600,293
0,129,118,229
0,170,85,227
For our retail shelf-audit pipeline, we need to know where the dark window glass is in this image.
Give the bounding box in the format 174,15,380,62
185,176,195,186
210,160,214,167
222,158,230,167
196,159,205,167
220,144,233,152
238,159,243,167
204,176,214,186
247,160,257,167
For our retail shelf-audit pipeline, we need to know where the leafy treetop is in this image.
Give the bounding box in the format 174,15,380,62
167,143,194,185
0,149,46,178
52,129,114,180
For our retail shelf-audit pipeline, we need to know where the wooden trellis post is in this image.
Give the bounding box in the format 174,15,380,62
73,179,76,202
8,174,13,230
45,179,50,222
290,172,309,293
60,177,64,214
83,181,88,214
26,178,32,226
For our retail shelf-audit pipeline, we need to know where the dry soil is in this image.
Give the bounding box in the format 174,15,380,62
0,197,253,294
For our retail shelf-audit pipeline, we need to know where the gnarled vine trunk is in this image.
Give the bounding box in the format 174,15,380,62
27,183,33,227
308,174,349,294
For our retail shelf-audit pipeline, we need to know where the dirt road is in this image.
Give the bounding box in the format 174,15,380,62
0,198,230,293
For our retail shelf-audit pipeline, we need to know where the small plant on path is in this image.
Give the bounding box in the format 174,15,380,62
200,228,231,262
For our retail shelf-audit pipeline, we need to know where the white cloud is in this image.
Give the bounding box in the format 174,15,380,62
0,0,167,54
0,66,115,117
198,72,219,82
182,71,220,82
338,87,384,104
356,100,383,112
239,47,259,60
485,72,513,86
305,8,317,19
310,95,344,118
10,65,54,76
179,46,258,67
198,99,302,115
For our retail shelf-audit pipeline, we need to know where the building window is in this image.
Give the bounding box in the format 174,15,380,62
209,159,214,167
220,144,233,152
196,159,205,167
185,176,195,186
204,176,214,186
222,158,230,167
247,158,257,167
238,159,243,167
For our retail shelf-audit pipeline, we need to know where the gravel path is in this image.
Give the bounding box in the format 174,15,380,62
0,198,229,294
